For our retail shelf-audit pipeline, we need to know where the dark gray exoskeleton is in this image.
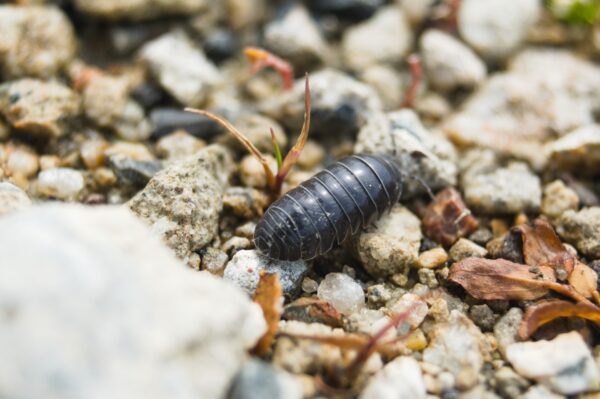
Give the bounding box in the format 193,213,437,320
254,154,402,261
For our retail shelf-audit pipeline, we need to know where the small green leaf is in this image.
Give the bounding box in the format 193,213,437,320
270,128,283,171
550,0,600,25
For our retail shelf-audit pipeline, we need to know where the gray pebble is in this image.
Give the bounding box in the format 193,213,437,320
224,249,309,299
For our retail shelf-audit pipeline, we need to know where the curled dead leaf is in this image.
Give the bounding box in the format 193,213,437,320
282,297,342,327
568,262,599,299
421,187,479,247
519,299,600,340
252,272,283,356
448,257,555,300
514,218,576,275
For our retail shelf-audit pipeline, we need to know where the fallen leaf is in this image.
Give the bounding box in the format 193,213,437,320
448,257,556,300
282,297,342,327
514,218,576,275
568,261,599,299
422,188,479,247
519,300,600,340
252,272,283,356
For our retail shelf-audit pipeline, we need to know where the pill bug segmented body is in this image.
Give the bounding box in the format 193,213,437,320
254,154,403,261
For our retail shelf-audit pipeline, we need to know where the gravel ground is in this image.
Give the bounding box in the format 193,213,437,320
1,1,600,398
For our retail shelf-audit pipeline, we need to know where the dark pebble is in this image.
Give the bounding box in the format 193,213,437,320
203,28,238,64
306,0,384,21
150,108,223,139
131,83,165,109
228,359,283,399
107,156,163,187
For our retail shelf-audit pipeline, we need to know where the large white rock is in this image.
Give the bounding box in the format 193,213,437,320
360,357,426,399
0,204,266,399
506,331,600,395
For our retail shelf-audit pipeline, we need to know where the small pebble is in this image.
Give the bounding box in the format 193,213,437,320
234,221,256,239
200,247,229,274
296,141,325,170
366,284,393,307
387,293,428,330
448,238,488,263
37,168,85,200
155,130,206,160
541,180,579,220
7,148,39,178
301,277,318,294
359,356,426,399
417,247,448,269
506,332,600,395
418,268,439,288
224,250,309,298
317,272,365,315
80,139,109,170
469,304,496,332
221,236,252,256
239,155,276,189
0,182,31,216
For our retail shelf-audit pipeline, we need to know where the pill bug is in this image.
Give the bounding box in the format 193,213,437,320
254,154,402,261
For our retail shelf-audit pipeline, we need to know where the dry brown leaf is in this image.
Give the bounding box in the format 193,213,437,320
448,257,556,300
568,262,599,299
252,272,283,356
421,187,479,247
519,299,600,340
282,297,342,327
514,218,576,275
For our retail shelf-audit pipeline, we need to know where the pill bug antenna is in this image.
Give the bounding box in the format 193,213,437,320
185,73,311,199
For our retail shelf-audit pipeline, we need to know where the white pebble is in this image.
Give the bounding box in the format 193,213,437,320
38,168,85,200
317,273,365,315
7,149,39,178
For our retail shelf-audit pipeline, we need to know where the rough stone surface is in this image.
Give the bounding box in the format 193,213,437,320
264,5,328,70
463,162,541,214
342,6,412,71
83,74,151,141
156,131,206,160
355,109,457,197
556,207,600,258
139,30,221,106
423,310,486,390
317,273,365,315
458,0,541,62
420,29,486,93
356,205,422,277
494,307,523,358
545,124,600,174
74,0,209,20
0,5,76,79
506,332,600,395
0,182,31,216
541,180,579,220
0,79,80,138
264,68,381,137
223,249,309,298
448,238,488,263
359,357,426,399
37,168,85,200
417,247,448,269
228,359,302,399
0,204,265,399
127,145,232,268
443,50,600,166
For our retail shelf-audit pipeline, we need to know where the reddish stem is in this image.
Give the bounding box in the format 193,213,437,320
401,54,423,108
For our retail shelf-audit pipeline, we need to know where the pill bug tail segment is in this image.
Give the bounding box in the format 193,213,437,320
243,46,294,91
185,74,311,199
